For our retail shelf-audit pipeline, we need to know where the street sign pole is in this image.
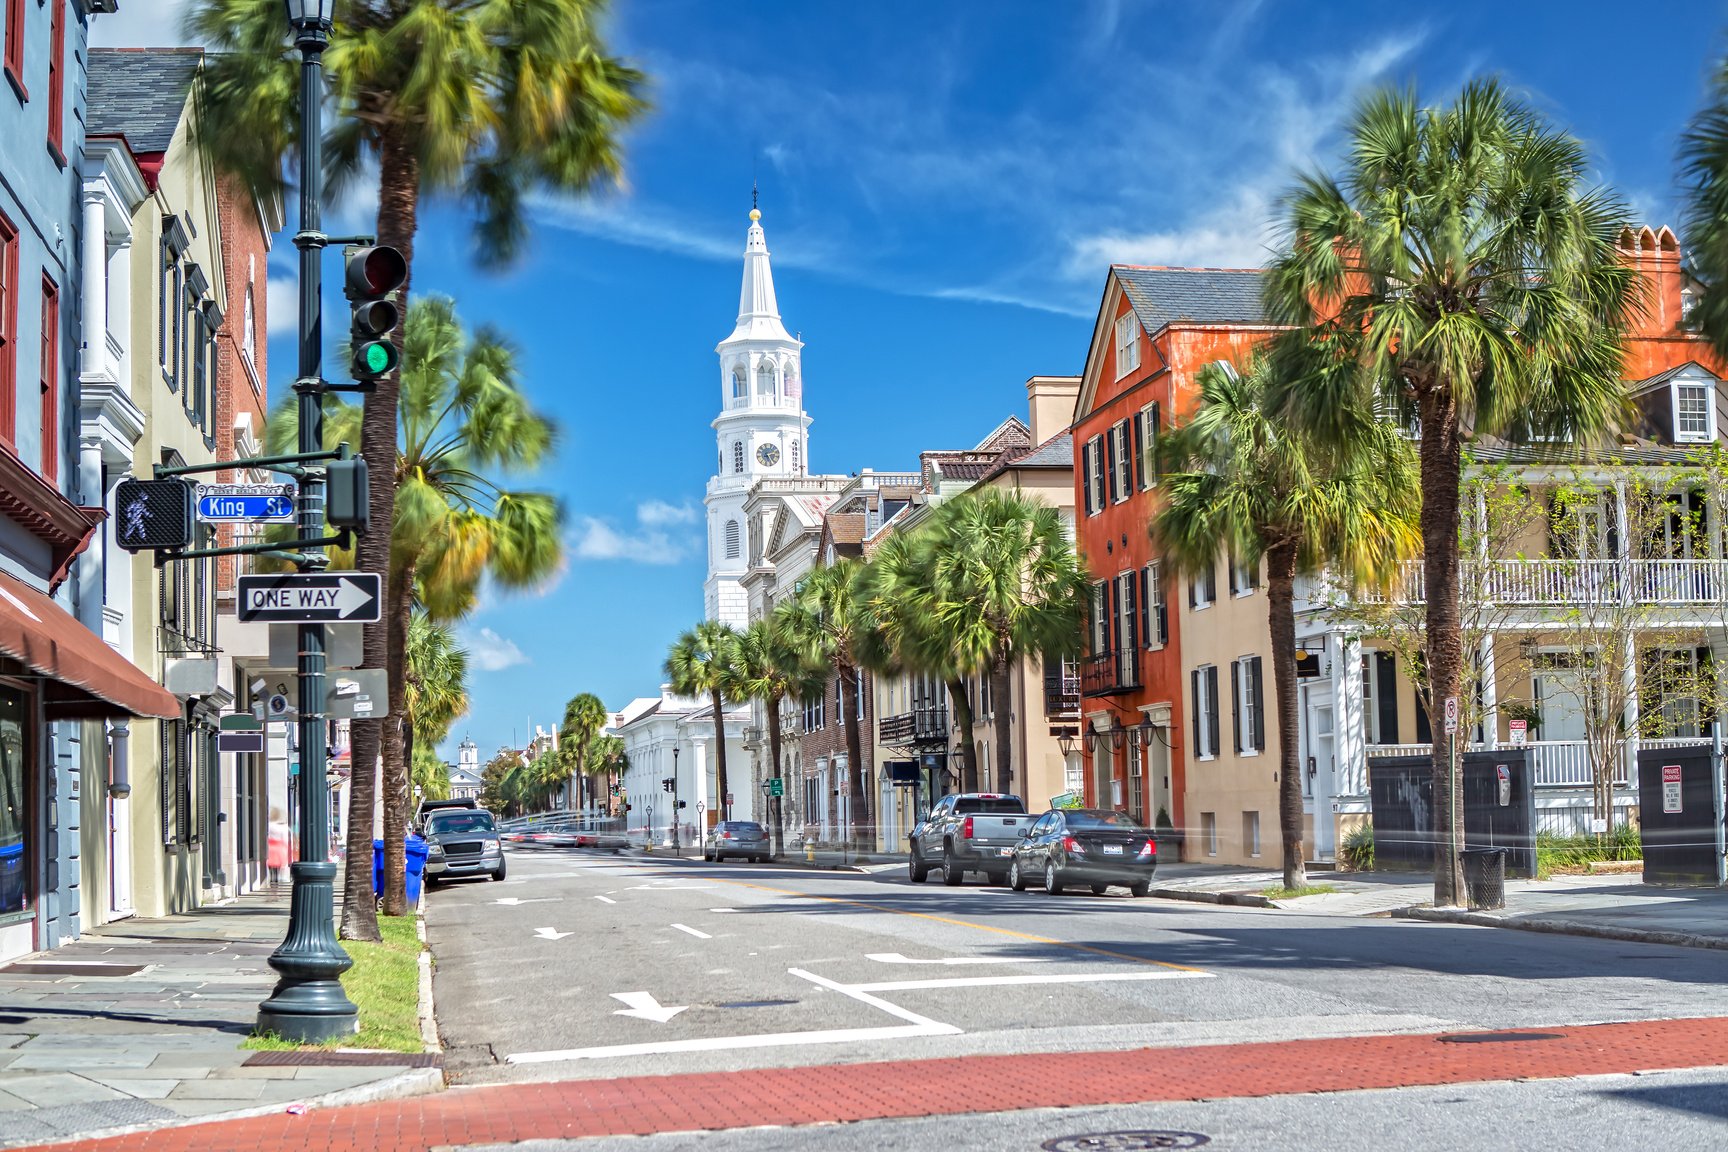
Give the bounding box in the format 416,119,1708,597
258,6,356,1043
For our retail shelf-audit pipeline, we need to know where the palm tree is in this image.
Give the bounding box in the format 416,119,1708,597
411,744,452,804
729,615,827,857
780,560,874,851
190,0,644,928
1152,348,1420,890
1264,80,1639,905
1681,54,1728,358
403,610,469,812
267,296,560,929
558,693,610,812
585,734,628,815
862,531,981,791
920,491,1088,796
665,621,741,821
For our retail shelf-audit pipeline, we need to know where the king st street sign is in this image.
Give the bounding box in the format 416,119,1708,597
236,573,382,623
195,482,297,523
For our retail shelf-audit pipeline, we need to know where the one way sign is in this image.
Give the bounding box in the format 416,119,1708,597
236,573,382,623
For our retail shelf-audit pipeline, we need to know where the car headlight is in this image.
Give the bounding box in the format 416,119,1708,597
428,843,444,856
482,838,501,851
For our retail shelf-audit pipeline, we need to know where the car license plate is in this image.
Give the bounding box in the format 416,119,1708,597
1102,845,1124,855
998,847,1013,856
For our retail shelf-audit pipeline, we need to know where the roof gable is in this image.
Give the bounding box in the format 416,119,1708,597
88,49,203,154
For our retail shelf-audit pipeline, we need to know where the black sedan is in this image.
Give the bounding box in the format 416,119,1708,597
1007,808,1157,896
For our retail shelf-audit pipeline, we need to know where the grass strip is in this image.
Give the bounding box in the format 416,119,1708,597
247,913,424,1052
1260,883,1340,900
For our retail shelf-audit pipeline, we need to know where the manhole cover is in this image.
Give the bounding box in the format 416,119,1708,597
1043,1133,1210,1151
716,999,798,1009
1439,1031,1565,1044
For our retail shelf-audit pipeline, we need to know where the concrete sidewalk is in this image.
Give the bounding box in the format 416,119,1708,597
0,886,439,1149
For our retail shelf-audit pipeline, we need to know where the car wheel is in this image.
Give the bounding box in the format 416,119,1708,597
1009,860,1027,891
1044,861,1064,896
491,860,507,882
1090,884,1109,896
942,848,965,887
703,852,713,862
908,847,930,884
1130,880,1151,898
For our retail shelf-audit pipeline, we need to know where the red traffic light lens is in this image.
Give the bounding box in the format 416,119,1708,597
345,245,407,298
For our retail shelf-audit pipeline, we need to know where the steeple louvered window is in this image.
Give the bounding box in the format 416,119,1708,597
724,519,741,559
733,440,744,473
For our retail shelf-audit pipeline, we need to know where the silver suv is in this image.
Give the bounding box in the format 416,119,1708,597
704,821,771,863
423,807,506,882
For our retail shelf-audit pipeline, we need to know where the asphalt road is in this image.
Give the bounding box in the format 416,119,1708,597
425,847,1728,1088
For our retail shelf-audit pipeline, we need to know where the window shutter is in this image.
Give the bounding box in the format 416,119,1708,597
1149,403,1161,484
1250,657,1265,752
1103,429,1116,504
1138,566,1151,648
1130,413,1144,492
1228,553,1240,597
1230,660,1242,753
1191,669,1202,755
1206,666,1221,760
1375,652,1399,744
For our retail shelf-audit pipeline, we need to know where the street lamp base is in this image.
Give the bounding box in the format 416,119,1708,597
256,860,358,1042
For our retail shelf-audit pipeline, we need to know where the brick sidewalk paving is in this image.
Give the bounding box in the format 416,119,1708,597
22,1016,1728,1152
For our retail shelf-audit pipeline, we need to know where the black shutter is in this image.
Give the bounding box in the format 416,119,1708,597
1230,660,1242,753
1082,441,1096,514
1149,403,1161,484
1375,652,1399,745
1130,412,1144,492
1228,552,1240,596
1191,669,1202,755
1138,566,1151,648
1104,427,1117,504
1250,657,1265,752
1206,666,1221,760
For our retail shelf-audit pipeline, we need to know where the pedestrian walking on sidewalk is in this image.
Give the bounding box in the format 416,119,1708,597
267,808,291,887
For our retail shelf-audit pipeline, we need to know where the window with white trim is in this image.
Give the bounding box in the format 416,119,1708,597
732,367,747,401
1232,655,1263,754
1114,311,1141,377
1190,562,1215,609
1084,435,1105,515
1676,381,1713,442
1137,403,1159,489
1110,420,1131,503
1192,664,1219,759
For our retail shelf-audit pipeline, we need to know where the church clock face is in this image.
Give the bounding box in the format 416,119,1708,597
756,443,781,467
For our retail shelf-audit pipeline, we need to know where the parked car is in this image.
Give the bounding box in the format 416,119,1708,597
423,806,506,883
1008,808,1157,896
416,796,478,829
908,793,1033,886
704,821,771,863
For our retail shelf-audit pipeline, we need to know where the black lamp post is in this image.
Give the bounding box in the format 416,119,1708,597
257,0,358,1042
671,745,680,855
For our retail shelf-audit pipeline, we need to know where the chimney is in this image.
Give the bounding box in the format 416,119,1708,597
1026,375,1082,443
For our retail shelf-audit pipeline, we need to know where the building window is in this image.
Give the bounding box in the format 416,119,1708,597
1232,656,1263,754
1190,562,1215,609
1243,811,1261,858
732,367,747,401
1127,729,1144,823
1088,581,1110,657
1676,382,1713,442
45,0,63,161
1115,573,1136,679
724,519,741,559
1202,811,1217,857
791,438,801,474
0,211,15,445
3,0,22,94
1141,562,1168,647
1362,651,1399,745
0,685,30,926
1110,420,1131,502
1138,403,1159,489
1114,311,1140,377
1083,435,1104,515
38,275,56,479
1191,664,1219,759
1229,552,1257,596
757,360,776,400
733,440,744,473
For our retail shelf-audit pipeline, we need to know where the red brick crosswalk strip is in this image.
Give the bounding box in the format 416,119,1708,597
25,1016,1728,1152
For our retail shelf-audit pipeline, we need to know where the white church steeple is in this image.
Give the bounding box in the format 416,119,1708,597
704,204,812,627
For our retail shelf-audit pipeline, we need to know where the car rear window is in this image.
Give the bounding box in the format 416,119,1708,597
1065,810,1145,829
954,797,1026,815
720,822,765,835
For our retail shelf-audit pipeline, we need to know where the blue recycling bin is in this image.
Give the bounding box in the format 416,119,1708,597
372,835,430,904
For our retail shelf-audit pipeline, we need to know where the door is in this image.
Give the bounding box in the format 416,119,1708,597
109,794,134,918
1304,684,1336,859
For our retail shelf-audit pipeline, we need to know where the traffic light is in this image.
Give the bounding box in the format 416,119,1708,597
344,245,407,385
661,777,674,792
114,478,195,552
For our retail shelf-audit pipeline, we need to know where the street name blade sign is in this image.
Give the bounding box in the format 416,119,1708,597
195,482,296,523
236,573,382,623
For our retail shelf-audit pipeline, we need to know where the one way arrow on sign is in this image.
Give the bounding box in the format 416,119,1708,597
236,573,382,623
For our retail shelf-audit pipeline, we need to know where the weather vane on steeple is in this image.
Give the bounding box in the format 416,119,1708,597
750,179,761,223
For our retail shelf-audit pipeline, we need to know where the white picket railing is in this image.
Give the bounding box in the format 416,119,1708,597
1366,559,1728,607
1365,737,1705,787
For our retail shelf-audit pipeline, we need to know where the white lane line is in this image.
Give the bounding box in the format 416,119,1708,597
708,907,740,913
671,923,711,939
848,970,1213,993
866,952,1051,966
593,895,616,904
788,967,956,1030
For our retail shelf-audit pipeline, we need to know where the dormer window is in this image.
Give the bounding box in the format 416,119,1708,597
1676,381,1713,442
1114,312,1141,378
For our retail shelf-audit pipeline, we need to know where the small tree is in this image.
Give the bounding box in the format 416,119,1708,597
665,621,741,821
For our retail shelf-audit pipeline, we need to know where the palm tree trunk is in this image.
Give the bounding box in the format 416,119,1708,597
344,127,419,940
1419,386,1467,906
766,696,785,858
711,689,729,821
990,654,1014,794
947,676,978,792
381,559,414,916
1266,545,1307,891
840,666,869,851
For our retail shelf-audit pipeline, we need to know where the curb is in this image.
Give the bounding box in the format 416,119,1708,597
1398,906,1728,951
1149,887,1276,909
416,913,442,1054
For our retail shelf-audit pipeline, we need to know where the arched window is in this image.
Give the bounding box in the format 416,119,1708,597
790,438,801,474
732,367,747,402
757,360,776,399
724,519,741,559
733,440,744,473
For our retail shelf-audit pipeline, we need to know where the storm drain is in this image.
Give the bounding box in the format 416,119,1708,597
715,999,798,1009
1438,1031,1565,1044
1043,1133,1211,1151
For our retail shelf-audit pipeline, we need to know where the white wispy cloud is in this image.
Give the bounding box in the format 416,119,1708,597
90,3,198,49
463,627,529,672
570,500,700,565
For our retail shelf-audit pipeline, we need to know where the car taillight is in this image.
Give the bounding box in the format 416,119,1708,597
722,832,734,839
962,816,974,838
1063,835,1083,854
1138,839,1156,859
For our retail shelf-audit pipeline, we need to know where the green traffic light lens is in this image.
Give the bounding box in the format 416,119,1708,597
365,344,392,373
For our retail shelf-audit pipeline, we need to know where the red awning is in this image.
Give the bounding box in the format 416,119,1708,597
0,571,179,720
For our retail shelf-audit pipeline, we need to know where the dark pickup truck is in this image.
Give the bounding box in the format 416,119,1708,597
908,793,1034,886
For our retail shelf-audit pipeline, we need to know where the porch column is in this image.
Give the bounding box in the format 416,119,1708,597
1622,631,1640,799
1334,632,1365,797
1480,636,1499,749
79,191,108,380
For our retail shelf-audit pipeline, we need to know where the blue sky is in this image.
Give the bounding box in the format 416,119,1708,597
99,0,1728,759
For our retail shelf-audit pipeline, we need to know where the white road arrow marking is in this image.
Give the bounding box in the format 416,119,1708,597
865,952,1051,966
671,923,710,939
533,927,573,941
611,991,687,1023
594,895,616,904
492,897,560,906
334,577,375,618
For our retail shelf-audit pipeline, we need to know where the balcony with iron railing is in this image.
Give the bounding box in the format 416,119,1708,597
879,705,949,747
1080,650,1139,697
1366,558,1728,607
1043,661,1081,718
